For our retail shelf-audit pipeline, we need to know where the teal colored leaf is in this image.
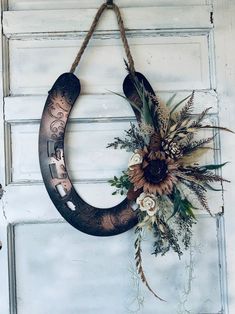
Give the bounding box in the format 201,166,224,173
166,93,177,107
199,162,229,171
107,90,142,113
169,188,197,220
141,86,154,126
185,206,196,219
182,199,197,219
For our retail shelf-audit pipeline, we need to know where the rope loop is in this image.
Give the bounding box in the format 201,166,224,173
69,2,135,74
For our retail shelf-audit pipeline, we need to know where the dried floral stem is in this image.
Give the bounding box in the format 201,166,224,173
178,91,194,120
134,229,165,301
179,179,213,216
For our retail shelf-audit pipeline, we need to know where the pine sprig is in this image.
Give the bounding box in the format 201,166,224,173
135,229,165,301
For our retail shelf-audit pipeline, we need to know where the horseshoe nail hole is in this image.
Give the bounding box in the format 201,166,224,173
56,184,67,198
66,201,76,211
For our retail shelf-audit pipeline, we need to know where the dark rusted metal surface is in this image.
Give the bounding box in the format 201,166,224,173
39,72,155,236
123,72,156,122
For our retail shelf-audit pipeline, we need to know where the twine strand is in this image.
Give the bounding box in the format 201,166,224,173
69,2,135,73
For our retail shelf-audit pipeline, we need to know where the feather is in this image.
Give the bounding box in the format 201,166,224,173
178,91,194,121
152,96,170,136
183,135,215,154
135,230,165,301
190,171,230,183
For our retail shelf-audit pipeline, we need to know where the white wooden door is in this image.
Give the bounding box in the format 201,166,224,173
0,0,234,313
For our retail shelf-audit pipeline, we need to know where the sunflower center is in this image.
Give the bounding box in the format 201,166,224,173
144,159,168,184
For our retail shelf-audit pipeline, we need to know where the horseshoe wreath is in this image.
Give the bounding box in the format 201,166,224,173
39,1,231,299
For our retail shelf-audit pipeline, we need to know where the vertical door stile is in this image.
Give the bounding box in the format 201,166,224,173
214,1,235,313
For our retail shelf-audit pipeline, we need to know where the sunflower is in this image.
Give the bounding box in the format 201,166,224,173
128,146,178,195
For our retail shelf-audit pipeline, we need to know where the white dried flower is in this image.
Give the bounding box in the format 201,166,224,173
136,192,159,216
128,152,143,169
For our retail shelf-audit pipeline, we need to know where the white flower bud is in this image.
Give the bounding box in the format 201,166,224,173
128,153,143,169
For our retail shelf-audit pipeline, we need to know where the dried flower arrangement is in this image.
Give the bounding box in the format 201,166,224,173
107,65,232,300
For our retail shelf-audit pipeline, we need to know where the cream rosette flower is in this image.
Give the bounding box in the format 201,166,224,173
128,152,143,170
136,192,159,216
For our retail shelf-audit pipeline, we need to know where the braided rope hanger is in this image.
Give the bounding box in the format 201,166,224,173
70,1,135,74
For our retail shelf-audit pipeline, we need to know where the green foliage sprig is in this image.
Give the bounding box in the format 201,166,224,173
108,172,133,195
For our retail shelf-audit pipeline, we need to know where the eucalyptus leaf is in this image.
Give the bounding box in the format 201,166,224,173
107,90,142,113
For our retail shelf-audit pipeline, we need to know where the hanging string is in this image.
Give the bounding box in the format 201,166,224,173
69,2,135,74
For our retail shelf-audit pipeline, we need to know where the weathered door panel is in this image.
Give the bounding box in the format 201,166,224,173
0,1,234,313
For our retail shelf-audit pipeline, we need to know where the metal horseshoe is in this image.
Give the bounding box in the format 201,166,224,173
38,71,156,236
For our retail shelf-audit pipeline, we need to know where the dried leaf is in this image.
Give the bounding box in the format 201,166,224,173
199,125,234,133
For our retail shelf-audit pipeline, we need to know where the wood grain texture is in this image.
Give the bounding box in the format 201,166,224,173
8,0,211,11
8,35,211,94
4,91,219,121
3,6,212,37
